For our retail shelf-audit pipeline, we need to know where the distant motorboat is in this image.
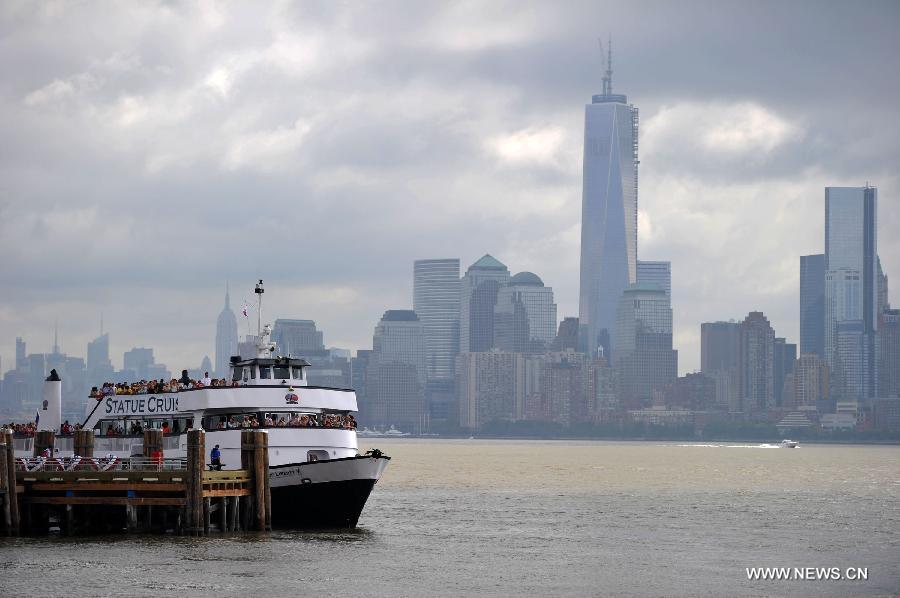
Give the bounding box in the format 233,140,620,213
383,425,411,437
780,439,798,448
356,427,384,438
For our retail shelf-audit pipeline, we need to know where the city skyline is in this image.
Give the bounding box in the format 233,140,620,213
1,2,899,377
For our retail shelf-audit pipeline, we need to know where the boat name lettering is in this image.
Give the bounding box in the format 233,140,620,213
271,467,301,479
104,395,179,415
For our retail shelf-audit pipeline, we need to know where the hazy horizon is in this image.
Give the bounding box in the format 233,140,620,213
1,1,898,376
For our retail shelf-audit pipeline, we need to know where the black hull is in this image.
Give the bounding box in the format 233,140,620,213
270,478,378,529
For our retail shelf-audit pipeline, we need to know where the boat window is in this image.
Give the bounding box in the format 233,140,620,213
291,366,304,380
307,450,329,462
259,366,272,380
274,365,290,380
232,367,242,382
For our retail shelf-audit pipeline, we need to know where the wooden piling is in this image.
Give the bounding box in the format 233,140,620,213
0,436,11,534
33,430,55,457
73,429,94,458
240,430,271,531
185,429,205,535
143,429,163,462
2,431,19,535
254,430,269,531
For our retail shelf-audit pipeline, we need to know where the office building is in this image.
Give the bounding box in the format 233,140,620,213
457,350,526,430
879,309,900,397
773,338,797,408
367,310,426,432
613,284,677,403
578,44,639,358
637,260,671,299
215,286,238,378
413,259,461,382
800,254,825,358
460,254,510,353
738,312,775,414
824,186,877,399
700,321,741,410
494,272,557,353
271,319,325,357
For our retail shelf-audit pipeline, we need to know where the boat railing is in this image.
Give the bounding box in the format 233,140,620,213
15,456,189,473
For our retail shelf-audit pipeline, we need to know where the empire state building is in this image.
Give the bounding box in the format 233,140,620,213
578,40,639,357
215,284,238,378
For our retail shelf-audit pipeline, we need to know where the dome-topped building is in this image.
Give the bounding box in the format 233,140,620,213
509,271,544,287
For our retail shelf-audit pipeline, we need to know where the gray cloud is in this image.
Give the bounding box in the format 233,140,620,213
1,0,898,374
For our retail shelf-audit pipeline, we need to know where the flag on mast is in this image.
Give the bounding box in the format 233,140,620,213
241,302,250,318
35,409,40,426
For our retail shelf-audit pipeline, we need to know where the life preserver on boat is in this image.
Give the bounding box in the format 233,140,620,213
95,455,118,471
24,456,46,472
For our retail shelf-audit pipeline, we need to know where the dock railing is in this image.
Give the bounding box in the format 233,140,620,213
15,456,188,473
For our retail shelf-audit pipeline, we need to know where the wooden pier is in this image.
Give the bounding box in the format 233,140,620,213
0,429,272,536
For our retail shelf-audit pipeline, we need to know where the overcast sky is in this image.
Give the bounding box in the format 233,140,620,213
1,0,898,376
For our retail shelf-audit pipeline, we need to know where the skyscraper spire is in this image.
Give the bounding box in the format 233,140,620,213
225,281,231,309
53,319,59,354
601,35,613,96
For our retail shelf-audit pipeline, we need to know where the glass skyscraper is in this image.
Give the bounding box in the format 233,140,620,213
613,283,676,401
578,46,638,357
824,186,877,399
413,259,460,382
799,254,825,358
494,272,558,353
636,260,671,299
460,254,510,353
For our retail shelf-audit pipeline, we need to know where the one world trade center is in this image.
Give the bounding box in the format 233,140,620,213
578,41,639,358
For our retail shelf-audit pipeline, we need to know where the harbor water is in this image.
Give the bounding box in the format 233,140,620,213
2,439,899,597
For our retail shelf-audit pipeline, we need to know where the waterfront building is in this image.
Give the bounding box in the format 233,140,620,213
460,255,510,353
494,272,557,354
613,284,677,403
271,319,325,356
553,317,580,352
413,258,461,382
783,353,829,408
636,260,671,299
664,372,717,411
86,332,114,383
879,309,900,397
456,350,525,430
773,338,797,407
540,351,590,426
215,286,238,378
578,43,639,358
738,311,775,414
700,321,741,410
414,259,461,427
800,254,825,358
368,310,426,432
824,186,877,399
877,257,890,316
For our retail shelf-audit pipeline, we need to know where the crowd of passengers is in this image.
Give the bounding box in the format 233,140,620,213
90,372,235,399
104,420,190,436
4,420,82,437
215,413,357,430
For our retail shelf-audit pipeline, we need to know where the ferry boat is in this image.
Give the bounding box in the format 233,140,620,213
780,439,799,448
24,281,390,529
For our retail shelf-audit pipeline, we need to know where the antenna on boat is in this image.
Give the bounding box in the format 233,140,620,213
254,279,264,337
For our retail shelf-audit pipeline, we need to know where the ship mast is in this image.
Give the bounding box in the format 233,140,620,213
255,279,264,337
